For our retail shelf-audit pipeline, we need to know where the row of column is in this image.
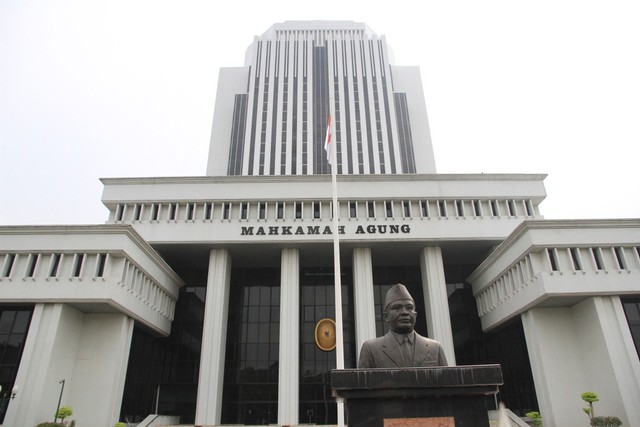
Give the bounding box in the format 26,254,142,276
195,246,456,426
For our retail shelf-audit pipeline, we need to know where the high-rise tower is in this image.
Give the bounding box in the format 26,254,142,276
206,21,436,176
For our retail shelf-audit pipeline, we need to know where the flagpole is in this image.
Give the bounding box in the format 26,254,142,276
327,105,345,427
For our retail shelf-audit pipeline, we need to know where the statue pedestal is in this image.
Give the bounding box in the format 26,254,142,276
331,365,502,427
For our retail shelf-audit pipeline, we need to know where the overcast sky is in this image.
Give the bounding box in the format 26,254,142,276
1,0,639,225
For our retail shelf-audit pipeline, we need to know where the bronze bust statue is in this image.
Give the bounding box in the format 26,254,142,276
358,283,448,368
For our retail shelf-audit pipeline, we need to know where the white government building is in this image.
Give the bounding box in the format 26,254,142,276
1,21,639,427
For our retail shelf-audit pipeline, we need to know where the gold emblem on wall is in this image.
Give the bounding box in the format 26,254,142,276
314,318,336,351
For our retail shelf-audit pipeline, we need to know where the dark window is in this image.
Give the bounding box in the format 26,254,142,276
2,255,15,278
227,94,249,175
490,200,499,217
448,282,538,416
116,204,124,221
525,200,534,216
622,298,640,358
547,249,559,272
312,46,330,175
49,253,61,277
349,201,357,219
0,306,33,423
222,269,280,425
438,201,447,218
96,253,107,277
403,201,411,218
73,254,84,277
393,93,416,173
133,204,142,221
26,254,38,278
473,200,482,217
421,201,429,218
570,248,582,271
368,201,376,219
299,267,355,425
385,201,393,218
614,247,627,270
592,248,604,270
120,287,205,424
380,69,396,173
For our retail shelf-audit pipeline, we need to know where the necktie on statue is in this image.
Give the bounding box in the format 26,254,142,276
401,335,412,366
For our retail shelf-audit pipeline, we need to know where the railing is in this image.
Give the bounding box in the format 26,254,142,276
0,251,176,322
475,245,640,318
109,198,539,224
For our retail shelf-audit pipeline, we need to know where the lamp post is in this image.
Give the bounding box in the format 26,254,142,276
0,385,7,420
0,384,18,422
54,379,65,423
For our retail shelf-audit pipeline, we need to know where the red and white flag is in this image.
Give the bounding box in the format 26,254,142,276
324,115,332,164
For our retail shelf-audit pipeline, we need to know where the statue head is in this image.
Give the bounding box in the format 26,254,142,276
383,284,417,334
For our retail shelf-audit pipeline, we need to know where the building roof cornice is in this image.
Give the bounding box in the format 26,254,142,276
100,173,548,186
468,218,640,284
0,224,183,285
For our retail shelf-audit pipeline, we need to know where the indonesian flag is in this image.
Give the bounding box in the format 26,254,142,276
324,115,332,164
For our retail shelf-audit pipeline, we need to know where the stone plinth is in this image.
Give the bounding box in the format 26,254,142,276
331,365,503,427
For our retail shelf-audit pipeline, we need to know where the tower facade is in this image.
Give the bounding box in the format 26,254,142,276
207,21,436,177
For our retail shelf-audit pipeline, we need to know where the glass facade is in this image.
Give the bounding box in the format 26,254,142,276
118,257,543,424
622,297,640,358
222,268,281,425
120,286,205,424
393,93,417,173
0,306,33,424
299,267,355,425
448,282,538,415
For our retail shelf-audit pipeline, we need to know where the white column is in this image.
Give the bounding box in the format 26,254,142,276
352,247,376,360
195,249,232,426
419,246,456,365
594,296,640,427
5,305,134,427
5,304,77,427
521,307,585,427
69,314,134,426
522,297,640,427
278,248,299,425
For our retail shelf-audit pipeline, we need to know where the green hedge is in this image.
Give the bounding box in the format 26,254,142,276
591,416,623,427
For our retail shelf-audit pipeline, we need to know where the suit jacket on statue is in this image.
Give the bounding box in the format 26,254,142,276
358,331,448,368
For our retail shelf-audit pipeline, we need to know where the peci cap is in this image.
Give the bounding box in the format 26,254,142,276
383,283,414,311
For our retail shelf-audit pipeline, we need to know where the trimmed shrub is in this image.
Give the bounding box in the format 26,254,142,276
525,411,543,426
56,405,73,421
591,416,623,427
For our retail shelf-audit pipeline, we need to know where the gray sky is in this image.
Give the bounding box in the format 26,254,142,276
1,0,639,225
